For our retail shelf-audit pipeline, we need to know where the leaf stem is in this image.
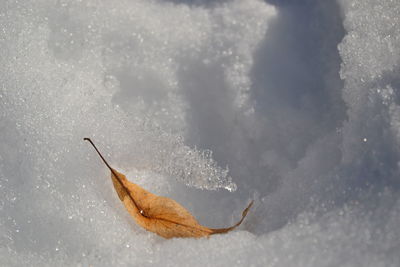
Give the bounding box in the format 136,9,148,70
83,137,145,215
83,138,119,179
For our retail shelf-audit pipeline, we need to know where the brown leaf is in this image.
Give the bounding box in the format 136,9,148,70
84,138,253,239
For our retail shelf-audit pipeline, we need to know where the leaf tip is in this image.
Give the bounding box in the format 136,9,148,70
243,200,254,217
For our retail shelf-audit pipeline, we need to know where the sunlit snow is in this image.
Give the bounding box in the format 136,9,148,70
1,0,400,266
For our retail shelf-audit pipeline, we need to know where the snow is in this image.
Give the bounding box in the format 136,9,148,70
1,0,400,266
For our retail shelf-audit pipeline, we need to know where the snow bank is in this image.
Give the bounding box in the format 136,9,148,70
1,0,399,266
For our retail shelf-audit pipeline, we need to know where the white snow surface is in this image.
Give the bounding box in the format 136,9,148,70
1,0,400,266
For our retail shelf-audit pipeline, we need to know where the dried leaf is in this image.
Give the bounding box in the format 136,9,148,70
84,138,253,239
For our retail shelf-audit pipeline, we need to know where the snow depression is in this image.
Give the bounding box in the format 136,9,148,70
1,0,400,266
